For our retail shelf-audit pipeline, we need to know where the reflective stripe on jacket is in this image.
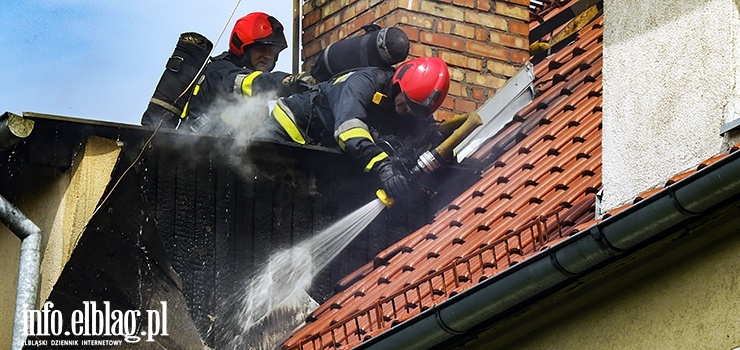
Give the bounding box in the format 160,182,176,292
179,52,290,132
270,68,435,173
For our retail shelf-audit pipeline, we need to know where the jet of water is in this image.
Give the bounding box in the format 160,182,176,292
222,197,387,348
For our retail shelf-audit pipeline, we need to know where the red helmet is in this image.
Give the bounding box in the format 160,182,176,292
392,57,450,116
230,12,288,56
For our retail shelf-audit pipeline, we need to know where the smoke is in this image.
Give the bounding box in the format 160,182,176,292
220,94,277,148
181,90,279,181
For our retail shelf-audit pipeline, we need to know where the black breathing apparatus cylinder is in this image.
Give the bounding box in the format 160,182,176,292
310,25,410,82
140,32,213,128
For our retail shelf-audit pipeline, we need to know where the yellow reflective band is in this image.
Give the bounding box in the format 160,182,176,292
337,128,374,150
180,84,201,119
241,71,263,96
372,92,387,105
272,104,306,144
333,72,354,85
365,152,388,172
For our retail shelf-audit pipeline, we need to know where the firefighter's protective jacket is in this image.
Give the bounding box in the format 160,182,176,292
180,52,294,133
271,67,441,174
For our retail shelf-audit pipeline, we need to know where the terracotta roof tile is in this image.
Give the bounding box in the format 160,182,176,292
666,169,697,186
530,0,582,27
284,8,731,350
634,187,664,203
699,153,729,170
602,203,631,219
282,13,606,349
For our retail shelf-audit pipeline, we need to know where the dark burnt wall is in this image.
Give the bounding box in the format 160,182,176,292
138,131,436,346
2,115,471,348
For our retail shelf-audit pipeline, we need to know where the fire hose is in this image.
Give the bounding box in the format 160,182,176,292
377,112,483,207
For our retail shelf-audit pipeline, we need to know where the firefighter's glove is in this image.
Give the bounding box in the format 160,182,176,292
283,71,317,87
376,161,409,199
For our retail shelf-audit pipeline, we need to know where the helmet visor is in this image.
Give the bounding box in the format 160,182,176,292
402,89,443,117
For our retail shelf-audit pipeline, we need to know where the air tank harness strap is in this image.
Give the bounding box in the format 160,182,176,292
157,54,200,115
150,97,181,115
303,85,327,143
148,53,196,116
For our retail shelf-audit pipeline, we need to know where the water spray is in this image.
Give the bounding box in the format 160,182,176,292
227,112,482,348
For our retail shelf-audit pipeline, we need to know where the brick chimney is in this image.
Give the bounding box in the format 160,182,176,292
302,0,530,121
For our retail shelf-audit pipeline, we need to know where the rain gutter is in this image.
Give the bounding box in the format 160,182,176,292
356,148,740,350
0,195,43,350
0,112,35,151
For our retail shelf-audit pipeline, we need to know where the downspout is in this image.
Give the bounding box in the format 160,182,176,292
356,148,740,350
292,0,300,75
0,195,43,350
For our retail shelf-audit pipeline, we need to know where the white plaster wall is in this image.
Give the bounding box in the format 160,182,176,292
602,0,739,210
724,0,740,149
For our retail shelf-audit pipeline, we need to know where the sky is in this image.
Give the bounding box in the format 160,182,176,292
0,1,296,125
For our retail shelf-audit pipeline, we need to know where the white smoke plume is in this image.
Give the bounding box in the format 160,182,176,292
182,89,279,181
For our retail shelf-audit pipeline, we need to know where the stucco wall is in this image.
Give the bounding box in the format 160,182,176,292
0,136,120,349
472,204,740,350
602,0,740,210
726,0,740,149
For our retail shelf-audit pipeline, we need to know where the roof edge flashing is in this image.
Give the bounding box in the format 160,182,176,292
455,63,535,162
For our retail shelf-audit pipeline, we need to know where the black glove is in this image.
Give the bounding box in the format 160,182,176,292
375,160,409,199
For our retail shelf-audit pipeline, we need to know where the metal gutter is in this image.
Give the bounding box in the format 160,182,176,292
22,111,142,129
355,148,740,350
0,195,43,350
0,112,34,151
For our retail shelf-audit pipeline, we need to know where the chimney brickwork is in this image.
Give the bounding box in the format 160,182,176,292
302,0,530,121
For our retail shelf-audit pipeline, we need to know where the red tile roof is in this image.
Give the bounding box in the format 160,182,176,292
529,0,582,34
282,9,606,349
283,0,740,345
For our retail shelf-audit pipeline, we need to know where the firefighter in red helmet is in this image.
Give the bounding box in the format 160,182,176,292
180,12,312,133
256,57,451,199
228,12,286,71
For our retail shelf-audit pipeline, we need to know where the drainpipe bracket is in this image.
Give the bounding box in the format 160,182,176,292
546,247,580,277
589,224,625,255
433,305,466,335
667,188,702,217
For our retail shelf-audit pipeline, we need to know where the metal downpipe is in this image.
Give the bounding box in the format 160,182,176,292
0,194,43,350
292,0,300,75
